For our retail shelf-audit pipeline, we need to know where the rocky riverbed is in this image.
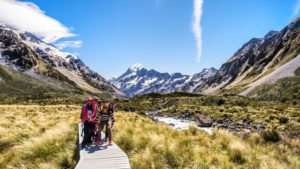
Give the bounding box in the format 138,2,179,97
149,114,213,134
146,111,267,133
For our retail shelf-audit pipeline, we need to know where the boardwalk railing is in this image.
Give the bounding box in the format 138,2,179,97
75,123,131,169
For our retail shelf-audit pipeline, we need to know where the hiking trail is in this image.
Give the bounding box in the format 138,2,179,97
75,123,131,169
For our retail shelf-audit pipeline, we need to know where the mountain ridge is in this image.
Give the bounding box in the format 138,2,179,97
197,16,300,97
109,63,216,97
0,24,125,100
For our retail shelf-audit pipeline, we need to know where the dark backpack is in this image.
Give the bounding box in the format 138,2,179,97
80,107,84,120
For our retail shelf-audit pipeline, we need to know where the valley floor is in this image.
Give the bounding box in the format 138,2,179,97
0,105,299,169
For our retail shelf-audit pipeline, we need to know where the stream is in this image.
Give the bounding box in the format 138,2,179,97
146,111,213,135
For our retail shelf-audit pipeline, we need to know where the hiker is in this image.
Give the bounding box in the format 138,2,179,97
94,100,102,141
90,96,99,142
96,103,115,146
104,98,118,141
95,100,102,123
81,98,96,148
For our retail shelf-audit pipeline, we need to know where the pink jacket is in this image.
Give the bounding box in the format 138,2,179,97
82,99,96,123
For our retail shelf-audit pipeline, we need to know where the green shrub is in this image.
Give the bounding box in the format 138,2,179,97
220,136,230,149
136,136,150,150
279,116,289,124
116,135,135,152
229,149,246,164
217,99,225,106
137,111,146,116
171,131,179,138
294,67,300,76
179,138,192,147
131,160,142,169
197,162,209,169
261,129,280,142
189,125,198,135
59,156,73,169
297,116,300,123
165,148,180,168
126,127,134,135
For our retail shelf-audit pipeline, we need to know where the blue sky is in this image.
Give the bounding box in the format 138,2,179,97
2,0,300,79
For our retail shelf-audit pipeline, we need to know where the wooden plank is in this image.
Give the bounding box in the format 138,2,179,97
75,123,131,169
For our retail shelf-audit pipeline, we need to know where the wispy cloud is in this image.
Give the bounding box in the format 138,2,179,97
0,0,76,43
293,0,300,17
55,40,83,50
192,0,204,63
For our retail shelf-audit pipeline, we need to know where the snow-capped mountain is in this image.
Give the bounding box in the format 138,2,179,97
109,63,216,96
0,24,124,97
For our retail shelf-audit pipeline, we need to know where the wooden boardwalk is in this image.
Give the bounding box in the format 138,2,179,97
75,123,131,169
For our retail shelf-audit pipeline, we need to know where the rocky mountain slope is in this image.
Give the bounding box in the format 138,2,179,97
109,63,216,96
0,24,124,100
197,16,300,96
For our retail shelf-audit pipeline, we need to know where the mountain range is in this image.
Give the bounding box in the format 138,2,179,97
1,16,300,103
111,16,300,103
0,24,124,102
109,64,216,97
198,16,300,102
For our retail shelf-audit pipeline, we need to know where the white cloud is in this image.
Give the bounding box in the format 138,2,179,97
192,0,204,63
293,0,300,16
55,40,83,50
0,0,76,43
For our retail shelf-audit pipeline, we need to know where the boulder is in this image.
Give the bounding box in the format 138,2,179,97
169,123,175,127
195,114,213,127
123,107,136,112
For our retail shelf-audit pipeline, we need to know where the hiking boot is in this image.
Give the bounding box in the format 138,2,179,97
96,141,101,146
109,140,112,146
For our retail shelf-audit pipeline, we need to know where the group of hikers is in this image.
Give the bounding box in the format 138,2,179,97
80,96,119,148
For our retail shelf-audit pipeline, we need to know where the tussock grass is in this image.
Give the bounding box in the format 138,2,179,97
261,129,281,142
0,105,299,169
119,93,300,131
113,111,300,169
0,105,80,169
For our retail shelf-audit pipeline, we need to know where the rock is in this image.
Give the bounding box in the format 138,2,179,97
195,114,213,127
237,121,243,126
244,129,251,133
123,107,136,112
169,123,175,127
212,122,218,127
251,124,266,132
235,128,241,132
284,130,300,139
217,124,227,129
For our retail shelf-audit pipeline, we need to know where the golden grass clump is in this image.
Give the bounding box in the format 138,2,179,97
0,105,80,169
112,111,300,169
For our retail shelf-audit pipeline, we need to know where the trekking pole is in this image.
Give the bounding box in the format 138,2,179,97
81,123,84,137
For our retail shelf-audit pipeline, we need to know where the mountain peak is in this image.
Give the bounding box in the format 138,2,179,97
264,30,279,39
129,63,144,71
0,23,6,28
203,67,217,72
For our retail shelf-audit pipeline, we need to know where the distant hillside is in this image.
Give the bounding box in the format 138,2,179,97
0,24,124,103
245,67,300,105
109,63,216,97
197,16,300,102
